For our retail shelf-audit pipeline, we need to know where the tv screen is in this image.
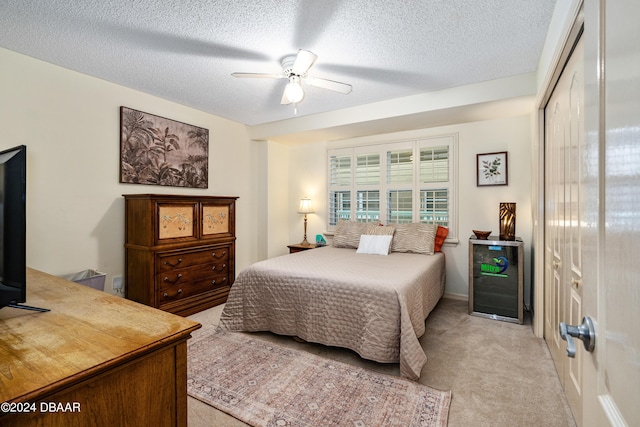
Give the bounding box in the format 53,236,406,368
0,145,27,309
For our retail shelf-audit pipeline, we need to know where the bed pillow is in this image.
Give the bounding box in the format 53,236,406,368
356,234,393,255
391,223,437,255
332,220,368,249
434,226,449,252
365,223,395,236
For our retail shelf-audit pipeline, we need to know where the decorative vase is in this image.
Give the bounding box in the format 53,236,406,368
499,203,516,240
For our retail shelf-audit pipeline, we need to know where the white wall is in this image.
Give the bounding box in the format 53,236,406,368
287,142,327,252
287,114,533,303
265,141,291,258
0,47,258,295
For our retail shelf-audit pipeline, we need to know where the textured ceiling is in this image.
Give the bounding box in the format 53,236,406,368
0,0,557,126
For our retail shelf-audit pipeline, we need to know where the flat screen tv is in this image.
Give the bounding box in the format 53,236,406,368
0,145,47,312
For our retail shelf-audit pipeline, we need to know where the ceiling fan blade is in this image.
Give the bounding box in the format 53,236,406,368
231,72,283,79
305,76,352,94
292,50,317,75
280,89,292,105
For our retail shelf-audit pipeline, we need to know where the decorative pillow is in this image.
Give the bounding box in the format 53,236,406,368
434,226,449,252
391,223,437,255
365,223,395,236
356,234,393,256
332,220,368,249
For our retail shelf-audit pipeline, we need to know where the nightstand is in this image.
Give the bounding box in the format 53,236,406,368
287,243,317,253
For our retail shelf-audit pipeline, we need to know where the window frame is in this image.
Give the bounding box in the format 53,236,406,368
327,134,458,243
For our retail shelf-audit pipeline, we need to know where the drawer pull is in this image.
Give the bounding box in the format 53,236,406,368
212,251,227,257
162,289,183,299
211,277,227,286
222,263,226,268
163,273,183,283
163,258,183,267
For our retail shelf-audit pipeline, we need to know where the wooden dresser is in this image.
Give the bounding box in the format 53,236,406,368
124,194,237,316
0,268,200,427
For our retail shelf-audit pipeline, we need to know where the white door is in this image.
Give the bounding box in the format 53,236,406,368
544,36,585,425
580,1,640,425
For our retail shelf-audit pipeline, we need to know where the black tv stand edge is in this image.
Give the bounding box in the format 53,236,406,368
6,303,50,312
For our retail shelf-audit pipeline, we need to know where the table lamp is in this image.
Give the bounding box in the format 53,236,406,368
298,198,314,246
499,202,516,240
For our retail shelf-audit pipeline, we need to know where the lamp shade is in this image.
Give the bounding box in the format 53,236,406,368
298,198,314,214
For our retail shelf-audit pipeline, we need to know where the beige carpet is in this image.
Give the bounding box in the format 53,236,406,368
188,299,577,427
188,327,451,426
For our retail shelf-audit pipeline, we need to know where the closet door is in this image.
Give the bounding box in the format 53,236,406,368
544,36,584,424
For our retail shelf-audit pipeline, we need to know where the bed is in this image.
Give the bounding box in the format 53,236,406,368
218,222,447,380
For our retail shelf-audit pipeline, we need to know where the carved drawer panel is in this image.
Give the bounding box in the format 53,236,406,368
201,204,230,236
157,202,197,242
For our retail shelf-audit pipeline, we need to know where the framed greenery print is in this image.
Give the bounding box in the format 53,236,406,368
477,151,508,186
120,106,209,188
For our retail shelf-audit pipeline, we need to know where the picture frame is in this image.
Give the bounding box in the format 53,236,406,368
476,151,508,186
119,106,209,188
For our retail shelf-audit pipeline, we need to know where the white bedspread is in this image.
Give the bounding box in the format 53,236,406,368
218,246,446,379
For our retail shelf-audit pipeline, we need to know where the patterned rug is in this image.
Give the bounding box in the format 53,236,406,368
187,327,451,426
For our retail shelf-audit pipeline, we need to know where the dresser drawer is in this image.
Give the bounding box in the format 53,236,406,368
156,247,229,273
156,259,229,291
158,274,229,303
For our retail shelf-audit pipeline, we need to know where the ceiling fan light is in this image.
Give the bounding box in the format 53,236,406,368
285,77,304,103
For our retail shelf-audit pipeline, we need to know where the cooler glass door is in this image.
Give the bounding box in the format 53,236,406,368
472,243,519,319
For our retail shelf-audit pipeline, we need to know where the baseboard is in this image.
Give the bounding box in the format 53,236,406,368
442,292,468,302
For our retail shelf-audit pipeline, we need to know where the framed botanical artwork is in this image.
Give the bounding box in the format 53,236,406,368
477,151,508,186
119,106,209,188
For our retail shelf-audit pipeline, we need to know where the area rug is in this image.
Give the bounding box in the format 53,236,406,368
187,327,451,426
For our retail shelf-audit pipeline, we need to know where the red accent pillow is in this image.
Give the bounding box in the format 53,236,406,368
434,226,449,252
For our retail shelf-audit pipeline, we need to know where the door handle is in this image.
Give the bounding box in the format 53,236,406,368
559,317,596,358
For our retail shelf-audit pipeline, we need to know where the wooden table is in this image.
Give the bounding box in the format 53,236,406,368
287,243,317,253
0,268,201,427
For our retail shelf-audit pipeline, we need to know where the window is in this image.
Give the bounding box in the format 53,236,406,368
418,142,451,227
387,189,413,223
356,190,380,222
356,153,380,185
329,154,352,224
355,152,380,222
328,134,457,242
387,149,413,184
420,189,449,226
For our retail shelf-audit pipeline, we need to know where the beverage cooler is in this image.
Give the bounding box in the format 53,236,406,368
468,236,524,324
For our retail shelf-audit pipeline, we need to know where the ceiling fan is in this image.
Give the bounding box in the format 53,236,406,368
232,49,352,106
